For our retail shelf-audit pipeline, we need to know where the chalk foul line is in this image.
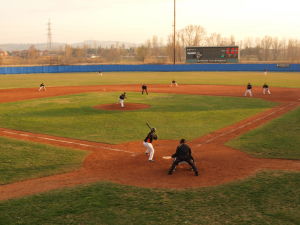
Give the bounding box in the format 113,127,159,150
196,103,296,147
0,130,134,155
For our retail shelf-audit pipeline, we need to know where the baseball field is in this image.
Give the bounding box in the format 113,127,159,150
0,71,299,225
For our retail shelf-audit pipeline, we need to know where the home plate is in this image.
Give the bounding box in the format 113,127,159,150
162,156,172,159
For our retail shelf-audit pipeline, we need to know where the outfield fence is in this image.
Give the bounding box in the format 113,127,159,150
0,64,300,75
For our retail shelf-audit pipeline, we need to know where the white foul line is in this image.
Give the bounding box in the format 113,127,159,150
0,130,133,154
196,103,296,146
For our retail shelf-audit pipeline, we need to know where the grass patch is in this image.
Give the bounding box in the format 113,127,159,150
0,92,276,144
0,136,88,184
0,72,300,89
227,106,300,159
0,171,299,225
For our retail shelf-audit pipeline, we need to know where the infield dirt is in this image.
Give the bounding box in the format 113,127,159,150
0,84,299,201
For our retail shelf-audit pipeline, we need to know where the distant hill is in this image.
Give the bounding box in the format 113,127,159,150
0,40,138,51
72,40,138,48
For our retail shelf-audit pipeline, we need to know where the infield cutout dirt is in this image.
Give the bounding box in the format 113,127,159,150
0,84,299,201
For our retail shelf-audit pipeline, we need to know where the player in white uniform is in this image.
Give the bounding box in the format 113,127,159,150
170,80,178,87
262,83,271,95
143,128,157,162
119,92,126,107
38,83,46,91
244,83,253,97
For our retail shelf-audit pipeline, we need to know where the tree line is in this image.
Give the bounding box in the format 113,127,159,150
0,25,300,65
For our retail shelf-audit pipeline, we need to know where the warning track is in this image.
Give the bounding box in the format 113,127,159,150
0,84,299,201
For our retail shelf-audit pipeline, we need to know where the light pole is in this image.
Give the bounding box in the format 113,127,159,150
173,0,176,64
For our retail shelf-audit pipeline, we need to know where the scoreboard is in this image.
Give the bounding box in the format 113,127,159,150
186,46,239,63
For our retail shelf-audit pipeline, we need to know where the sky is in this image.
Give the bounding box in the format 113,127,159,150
0,0,299,44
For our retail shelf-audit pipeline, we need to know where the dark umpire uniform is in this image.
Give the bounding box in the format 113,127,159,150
168,139,198,176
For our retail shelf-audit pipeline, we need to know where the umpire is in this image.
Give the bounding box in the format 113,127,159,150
168,139,198,176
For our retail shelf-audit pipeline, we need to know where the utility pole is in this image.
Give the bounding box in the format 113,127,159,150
47,19,52,51
173,0,176,64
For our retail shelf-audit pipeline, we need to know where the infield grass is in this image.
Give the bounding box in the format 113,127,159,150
0,71,300,89
0,92,276,144
0,136,87,184
227,106,300,159
0,171,299,225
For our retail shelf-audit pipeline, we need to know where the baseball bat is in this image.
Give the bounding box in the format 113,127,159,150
146,122,152,130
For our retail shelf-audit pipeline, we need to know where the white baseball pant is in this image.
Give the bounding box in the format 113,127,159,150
244,89,252,97
143,141,154,161
120,99,124,107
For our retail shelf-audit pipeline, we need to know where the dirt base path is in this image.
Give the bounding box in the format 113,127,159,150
0,84,300,201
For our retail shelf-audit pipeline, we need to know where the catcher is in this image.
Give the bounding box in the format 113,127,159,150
143,127,158,162
168,139,198,176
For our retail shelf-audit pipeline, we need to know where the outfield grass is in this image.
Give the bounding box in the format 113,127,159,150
0,92,276,144
0,71,300,89
227,106,300,160
0,136,88,184
0,171,299,225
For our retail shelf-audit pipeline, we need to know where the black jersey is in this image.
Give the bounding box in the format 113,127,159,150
172,143,192,160
119,93,126,100
263,84,269,88
40,83,45,87
247,84,252,90
144,132,156,143
142,85,147,90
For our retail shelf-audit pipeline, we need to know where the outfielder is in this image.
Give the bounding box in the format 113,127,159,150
143,127,158,162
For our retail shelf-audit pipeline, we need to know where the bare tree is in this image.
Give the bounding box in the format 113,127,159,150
271,37,282,60
261,36,273,61
179,25,206,46
136,45,149,62
287,39,300,62
206,33,222,46
28,45,38,59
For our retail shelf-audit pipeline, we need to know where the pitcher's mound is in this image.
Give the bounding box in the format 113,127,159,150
94,103,150,111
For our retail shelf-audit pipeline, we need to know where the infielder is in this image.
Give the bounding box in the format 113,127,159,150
143,127,158,162
171,80,178,87
168,139,198,176
244,83,253,97
262,83,271,95
38,83,46,91
119,92,126,107
141,84,148,95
